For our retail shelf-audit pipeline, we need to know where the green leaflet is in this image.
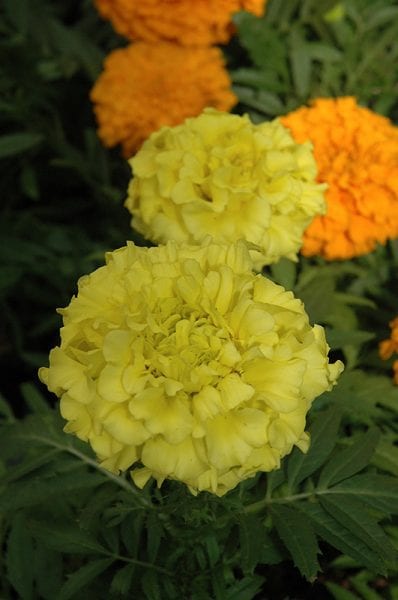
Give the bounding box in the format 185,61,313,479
329,473,398,515
28,520,108,555
0,132,43,159
298,502,387,574
271,504,320,580
239,514,284,574
319,495,397,571
224,575,265,600
318,428,380,488
6,513,35,600
287,405,342,490
110,564,135,597
57,558,115,600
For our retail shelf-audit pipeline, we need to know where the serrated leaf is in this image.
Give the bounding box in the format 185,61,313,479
330,474,398,515
287,406,341,490
110,564,135,597
319,495,396,571
318,428,380,488
57,558,114,600
226,575,265,600
271,504,320,580
29,520,108,555
6,513,34,600
239,516,258,574
0,133,43,159
0,470,105,511
298,501,386,573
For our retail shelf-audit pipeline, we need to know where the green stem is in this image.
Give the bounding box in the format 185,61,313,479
111,553,173,576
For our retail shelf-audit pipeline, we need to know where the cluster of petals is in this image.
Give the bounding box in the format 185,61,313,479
94,0,267,46
39,240,343,496
379,317,398,384
125,108,326,267
90,44,236,157
281,97,398,260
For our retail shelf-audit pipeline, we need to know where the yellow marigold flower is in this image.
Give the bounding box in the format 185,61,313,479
379,317,398,384
94,0,267,46
281,97,398,260
39,240,343,496
90,43,237,157
125,108,326,267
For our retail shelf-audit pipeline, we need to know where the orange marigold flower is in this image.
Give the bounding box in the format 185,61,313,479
90,42,237,157
379,317,398,385
94,0,267,46
281,97,398,260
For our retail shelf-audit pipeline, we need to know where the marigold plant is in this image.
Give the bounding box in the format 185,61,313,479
90,43,237,157
379,317,398,384
39,240,343,496
125,108,326,267
94,0,267,45
281,97,398,260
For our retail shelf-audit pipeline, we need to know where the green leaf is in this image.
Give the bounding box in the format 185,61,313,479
318,428,380,488
296,275,335,323
330,474,398,515
239,515,283,574
371,439,398,477
34,542,63,600
141,569,162,600
298,502,386,573
287,406,341,490
6,513,34,600
289,27,312,98
307,42,343,61
57,558,114,600
271,504,320,580
324,328,375,349
110,564,135,597
29,520,108,555
269,257,297,290
325,581,360,600
20,382,50,414
319,495,396,571
0,133,43,159
226,575,265,600
0,393,15,422
146,512,163,564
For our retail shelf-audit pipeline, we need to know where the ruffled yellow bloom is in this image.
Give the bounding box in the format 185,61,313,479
125,109,326,268
39,240,343,496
